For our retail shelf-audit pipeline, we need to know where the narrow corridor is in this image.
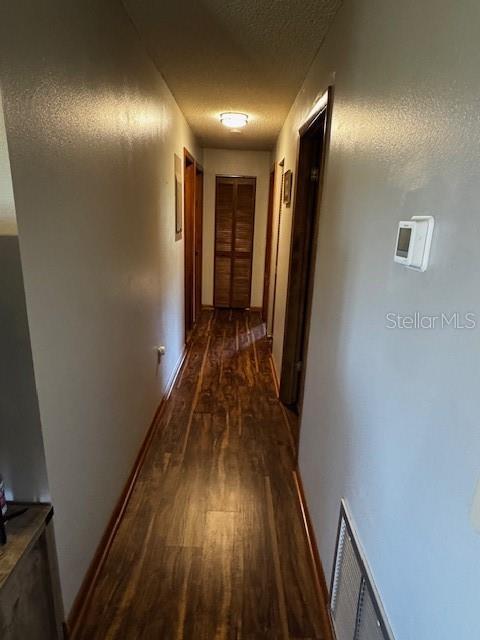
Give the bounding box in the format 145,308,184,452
78,309,325,639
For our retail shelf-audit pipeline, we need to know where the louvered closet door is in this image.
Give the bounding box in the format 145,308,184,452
214,177,256,308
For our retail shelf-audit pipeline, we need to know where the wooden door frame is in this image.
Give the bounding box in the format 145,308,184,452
184,148,196,341
262,164,276,323
213,175,257,309
194,164,204,323
279,87,333,416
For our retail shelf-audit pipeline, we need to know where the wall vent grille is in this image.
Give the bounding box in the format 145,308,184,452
330,501,394,640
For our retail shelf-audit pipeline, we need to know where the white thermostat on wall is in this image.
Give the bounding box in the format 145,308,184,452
394,216,434,271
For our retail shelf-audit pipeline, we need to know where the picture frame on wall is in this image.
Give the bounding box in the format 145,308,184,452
283,169,293,206
174,153,182,238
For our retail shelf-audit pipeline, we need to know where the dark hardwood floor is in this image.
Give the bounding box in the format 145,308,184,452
78,309,324,639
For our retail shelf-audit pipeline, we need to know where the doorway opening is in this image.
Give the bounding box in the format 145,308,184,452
213,176,256,309
279,88,333,426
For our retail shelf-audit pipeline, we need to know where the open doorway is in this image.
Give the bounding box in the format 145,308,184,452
279,88,333,422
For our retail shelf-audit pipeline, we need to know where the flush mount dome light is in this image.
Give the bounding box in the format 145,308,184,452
220,112,248,128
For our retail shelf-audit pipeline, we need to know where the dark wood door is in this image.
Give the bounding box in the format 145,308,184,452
280,87,333,420
214,176,256,309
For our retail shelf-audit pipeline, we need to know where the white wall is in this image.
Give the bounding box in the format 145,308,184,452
273,0,480,638
0,0,199,615
202,148,271,307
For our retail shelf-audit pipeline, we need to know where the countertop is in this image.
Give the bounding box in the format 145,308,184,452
0,503,53,592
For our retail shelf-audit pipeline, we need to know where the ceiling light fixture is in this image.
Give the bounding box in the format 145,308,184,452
220,112,248,129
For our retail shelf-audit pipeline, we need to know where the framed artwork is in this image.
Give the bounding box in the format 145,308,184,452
283,169,293,206
174,153,182,237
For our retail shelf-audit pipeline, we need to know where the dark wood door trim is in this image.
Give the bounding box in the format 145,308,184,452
279,87,334,423
262,165,276,323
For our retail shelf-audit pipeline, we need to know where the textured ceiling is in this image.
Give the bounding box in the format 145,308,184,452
124,0,341,150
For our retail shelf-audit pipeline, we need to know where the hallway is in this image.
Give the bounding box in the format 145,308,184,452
3,1,480,637
78,309,325,639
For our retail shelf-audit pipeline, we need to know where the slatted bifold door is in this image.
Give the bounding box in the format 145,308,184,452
214,176,256,308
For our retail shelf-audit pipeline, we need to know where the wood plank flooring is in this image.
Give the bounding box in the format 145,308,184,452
78,309,324,640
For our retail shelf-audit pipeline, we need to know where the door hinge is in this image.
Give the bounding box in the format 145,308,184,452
310,167,320,182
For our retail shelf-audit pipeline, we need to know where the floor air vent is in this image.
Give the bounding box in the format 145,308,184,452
330,501,394,640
